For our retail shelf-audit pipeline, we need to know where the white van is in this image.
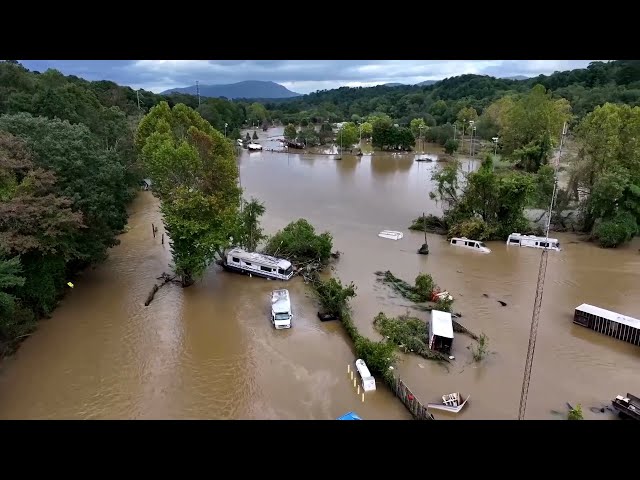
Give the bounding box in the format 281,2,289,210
271,289,292,329
355,359,376,392
450,237,491,253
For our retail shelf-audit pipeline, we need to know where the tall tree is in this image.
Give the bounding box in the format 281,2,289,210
137,102,240,286
570,103,640,246
500,84,572,172
284,123,297,141
336,122,359,151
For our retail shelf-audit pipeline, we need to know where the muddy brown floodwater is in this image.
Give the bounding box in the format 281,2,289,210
1,127,638,420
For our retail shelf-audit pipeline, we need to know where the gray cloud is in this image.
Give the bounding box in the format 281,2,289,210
18,60,603,94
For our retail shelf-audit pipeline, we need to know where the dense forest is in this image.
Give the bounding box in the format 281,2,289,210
1,59,639,357
262,61,640,130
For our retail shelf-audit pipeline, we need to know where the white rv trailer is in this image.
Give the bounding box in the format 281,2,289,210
355,359,376,392
506,233,560,251
223,248,294,281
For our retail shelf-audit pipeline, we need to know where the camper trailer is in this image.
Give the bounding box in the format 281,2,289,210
506,233,560,251
355,359,376,392
223,248,294,281
429,310,454,354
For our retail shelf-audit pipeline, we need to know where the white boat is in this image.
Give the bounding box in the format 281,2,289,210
378,230,403,241
271,289,292,329
506,233,560,251
247,143,263,151
427,392,470,413
223,248,294,281
450,237,491,253
355,359,376,392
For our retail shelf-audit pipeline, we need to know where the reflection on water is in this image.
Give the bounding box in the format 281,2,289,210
0,127,638,420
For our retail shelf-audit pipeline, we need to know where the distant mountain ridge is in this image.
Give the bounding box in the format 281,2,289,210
162,80,301,99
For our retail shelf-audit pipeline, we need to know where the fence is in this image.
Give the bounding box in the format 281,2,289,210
389,376,434,420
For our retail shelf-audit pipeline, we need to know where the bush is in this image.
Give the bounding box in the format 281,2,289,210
444,138,459,155
568,404,584,420
471,333,489,362
447,217,495,241
414,274,436,302
594,212,638,248
264,219,333,264
313,277,356,317
354,335,397,378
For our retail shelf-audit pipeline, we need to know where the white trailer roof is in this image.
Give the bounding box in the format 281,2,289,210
575,304,640,330
431,310,454,338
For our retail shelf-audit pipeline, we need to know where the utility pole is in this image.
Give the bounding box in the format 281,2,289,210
196,80,201,106
136,90,141,110
517,121,568,420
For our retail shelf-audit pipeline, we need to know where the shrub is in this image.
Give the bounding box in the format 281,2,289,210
264,218,333,264
594,212,638,248
447,217,495,241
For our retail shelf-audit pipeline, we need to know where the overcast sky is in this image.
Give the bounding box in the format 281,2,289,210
18,60,601,94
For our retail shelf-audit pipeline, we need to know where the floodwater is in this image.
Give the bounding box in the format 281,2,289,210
0,127,638,420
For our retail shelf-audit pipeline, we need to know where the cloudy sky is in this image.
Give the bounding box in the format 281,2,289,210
19,60,601,94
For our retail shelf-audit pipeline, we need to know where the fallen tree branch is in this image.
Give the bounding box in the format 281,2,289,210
145,272,177,306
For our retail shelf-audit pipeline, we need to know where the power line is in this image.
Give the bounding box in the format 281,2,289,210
517,122,568,420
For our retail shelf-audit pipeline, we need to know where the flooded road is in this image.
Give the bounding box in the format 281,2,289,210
1,127,638,419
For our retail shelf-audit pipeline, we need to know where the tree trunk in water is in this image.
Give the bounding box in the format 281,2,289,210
181,272,195,287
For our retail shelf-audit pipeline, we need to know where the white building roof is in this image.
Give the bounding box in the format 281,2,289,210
575,304,640,330
431,310,454,338
228,248,291,269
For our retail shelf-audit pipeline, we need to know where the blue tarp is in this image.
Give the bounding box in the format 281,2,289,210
337,411,362,420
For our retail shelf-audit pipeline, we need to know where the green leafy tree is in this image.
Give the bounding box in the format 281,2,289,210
570,103,640,245
430,157,536,240
235,197,267,252
284,123,297,141
336,122,358,151
501,84,572,172
444,138,459,155
137,102,240,286
360,121,373,139
298,125,319,147
372,116,394,149
264,219,333,265
410,118,427,138
0,256,25,321
319,122,334,144
456,106,478,128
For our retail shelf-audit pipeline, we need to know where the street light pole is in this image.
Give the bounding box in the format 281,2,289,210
472,126,477,157
225,123,228,138
468,120,475,156
492,136,499,155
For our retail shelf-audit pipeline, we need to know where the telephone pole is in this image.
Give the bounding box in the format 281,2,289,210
517,121,568,420
136,90,141,110
196,80,201,106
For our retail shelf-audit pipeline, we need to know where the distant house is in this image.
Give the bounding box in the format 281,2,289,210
141,178,152,190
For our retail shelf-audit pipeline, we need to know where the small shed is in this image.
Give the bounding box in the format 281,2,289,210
429,309,454,354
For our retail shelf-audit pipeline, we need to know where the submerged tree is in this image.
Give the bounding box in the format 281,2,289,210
137,102,240,286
